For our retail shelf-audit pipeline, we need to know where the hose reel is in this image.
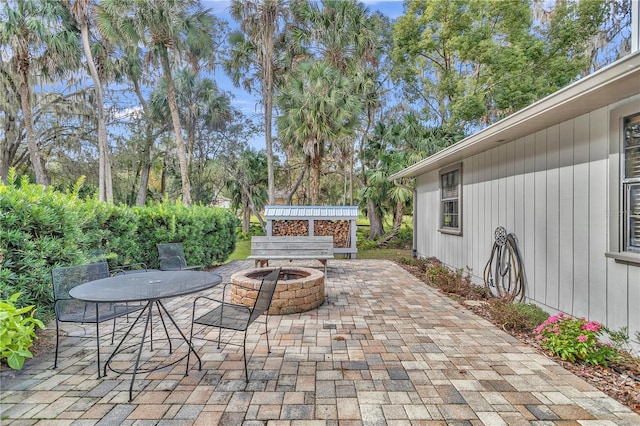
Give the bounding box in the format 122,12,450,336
483,226,526,302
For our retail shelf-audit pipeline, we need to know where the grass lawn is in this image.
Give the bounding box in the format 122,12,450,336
224,238,412,264
224,215,413,264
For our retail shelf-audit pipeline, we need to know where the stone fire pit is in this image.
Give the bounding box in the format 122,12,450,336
230,267,325,315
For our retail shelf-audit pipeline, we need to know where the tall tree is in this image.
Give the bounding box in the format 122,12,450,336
226,0,289,206
100,0,219,206
360,113,455,239
113,48,162,206
225,148,268,234
277,60,362,204
0,0,80,185
150,68,233,204
393,0,608,133
64,0,113,202
289,0,384,206
0,56,21,183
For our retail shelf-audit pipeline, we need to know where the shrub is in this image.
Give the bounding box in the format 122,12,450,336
425,259,488,300
0,173,96,318
488,299,549,332
534,313,618,366
0,170,239,321
0,292,45,370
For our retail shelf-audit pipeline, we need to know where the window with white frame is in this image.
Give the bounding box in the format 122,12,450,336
624,114,640,252
439,163,462,234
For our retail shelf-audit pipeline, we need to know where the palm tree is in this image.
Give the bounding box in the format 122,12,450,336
226,0,289,206
0,56,21,183
361,113,454,239
0,0,80,185
291,0,378,73
289,0,384,205
100,0,218,206
150,68,233,204
114,47,160,206
64,0,113,202
277,61,362,204
225,148,268,234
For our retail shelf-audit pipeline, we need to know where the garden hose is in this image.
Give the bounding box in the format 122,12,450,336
483,226,526,302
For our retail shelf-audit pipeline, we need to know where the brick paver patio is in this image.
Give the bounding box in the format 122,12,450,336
1,259,639,425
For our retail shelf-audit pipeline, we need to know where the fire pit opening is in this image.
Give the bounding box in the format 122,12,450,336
245,269,310,281
230,267,324,315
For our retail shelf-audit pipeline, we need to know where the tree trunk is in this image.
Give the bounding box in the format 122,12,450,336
159,47,192,206
1,111,17,184
20,75,48,185
242,197,251,233
80,23,112,202
287,163,307,205
133,80,153,206
243,186,266,232
367,198,384,239
393,198,404,233
136,134,152,206
264,75,275,206
310,153,321,205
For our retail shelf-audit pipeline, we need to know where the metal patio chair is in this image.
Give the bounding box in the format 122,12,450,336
156,243,202,271
52,262,144,378
187,267,281,382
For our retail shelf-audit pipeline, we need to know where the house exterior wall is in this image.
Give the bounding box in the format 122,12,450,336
414,94,640,342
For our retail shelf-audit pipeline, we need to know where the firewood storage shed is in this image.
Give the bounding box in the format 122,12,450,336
264,205,358,259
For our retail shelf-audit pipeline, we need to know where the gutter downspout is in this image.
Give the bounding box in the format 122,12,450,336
393,179,417,258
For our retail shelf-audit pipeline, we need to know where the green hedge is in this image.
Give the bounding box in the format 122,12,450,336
0,172,239,321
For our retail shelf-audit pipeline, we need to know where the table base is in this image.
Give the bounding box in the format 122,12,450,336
103,299,202,401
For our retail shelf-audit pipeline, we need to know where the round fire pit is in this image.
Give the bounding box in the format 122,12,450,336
230,267,325,315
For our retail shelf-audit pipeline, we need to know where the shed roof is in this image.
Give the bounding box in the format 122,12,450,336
264,205,359,219
389,50,640,180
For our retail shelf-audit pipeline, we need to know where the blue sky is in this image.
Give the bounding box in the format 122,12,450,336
199,1,405,148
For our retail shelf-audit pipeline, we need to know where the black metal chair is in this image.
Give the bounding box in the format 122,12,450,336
51,263,144,377
187,267,281,382
156,243,202,271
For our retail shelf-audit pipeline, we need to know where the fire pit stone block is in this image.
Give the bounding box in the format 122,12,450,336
230,267,325,315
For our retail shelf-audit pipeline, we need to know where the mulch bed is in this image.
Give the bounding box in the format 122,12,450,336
397,262,640,415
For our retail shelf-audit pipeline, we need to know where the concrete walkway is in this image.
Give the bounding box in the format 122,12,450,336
1,259,639,425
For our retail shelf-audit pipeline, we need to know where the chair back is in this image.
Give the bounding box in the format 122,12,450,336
249,267,280,323
157,243,188,270
51,263,110,318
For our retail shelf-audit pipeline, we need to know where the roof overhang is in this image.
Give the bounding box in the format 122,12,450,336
389,51,640,180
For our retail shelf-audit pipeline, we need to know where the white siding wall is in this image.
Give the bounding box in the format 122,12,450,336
414,96,640,342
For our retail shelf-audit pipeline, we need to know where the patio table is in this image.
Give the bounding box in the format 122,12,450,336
69,270,222,401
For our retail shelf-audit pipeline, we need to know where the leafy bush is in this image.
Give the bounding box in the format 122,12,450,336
135,203,239,269
534,313,618,366
357,237,378,251
488,299,549,332
425,259,488,300
0,173,97,317
0,170,239,321
0,292,45,370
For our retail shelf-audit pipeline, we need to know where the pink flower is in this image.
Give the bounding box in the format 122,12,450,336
547,315,559,324
577,335,587,342
581,322,601,332
536,334,543,341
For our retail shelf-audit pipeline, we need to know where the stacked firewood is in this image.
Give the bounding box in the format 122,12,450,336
271,219,350,248
314,220,349,247
272,220,309,236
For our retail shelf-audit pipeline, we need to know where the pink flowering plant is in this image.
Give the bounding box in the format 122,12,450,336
533,313,617,366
